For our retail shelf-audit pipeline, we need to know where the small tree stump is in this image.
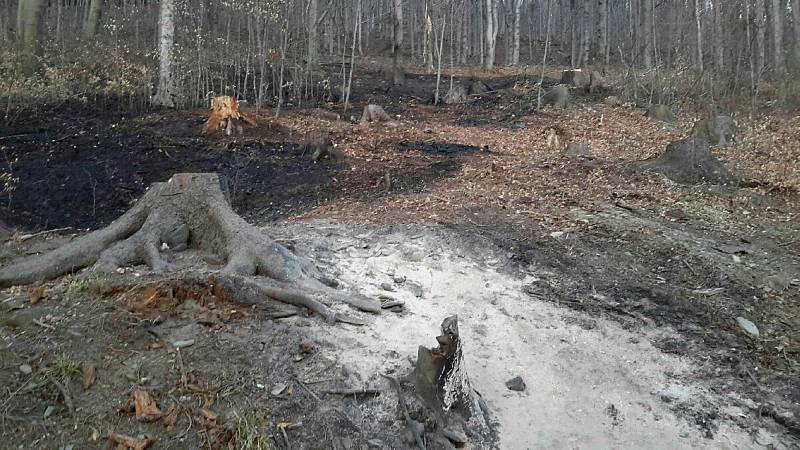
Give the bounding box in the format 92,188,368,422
561,69,588,86
561,69,606,93
645,104,676,123
443,85,468,104
544,85,570,108
360,104,392,123
468,79,490,96
604,95,623,107
690,116,737,147
200,96,257,136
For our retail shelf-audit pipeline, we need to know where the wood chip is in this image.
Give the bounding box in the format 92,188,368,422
82,363,96,390
162,404,179,430
29,286,46,304
201,408,219,422
108,433,154,450
132,389,162,422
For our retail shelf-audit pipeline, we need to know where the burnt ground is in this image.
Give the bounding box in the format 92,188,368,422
0,111,461,232
1,65,799,449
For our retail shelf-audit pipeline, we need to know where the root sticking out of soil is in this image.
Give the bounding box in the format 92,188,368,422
0,173,380,323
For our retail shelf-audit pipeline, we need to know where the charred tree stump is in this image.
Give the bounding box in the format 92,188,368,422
414,316,493,437
200,96,257,136
360,104,392,123
0,173,380,323
640,138,737,185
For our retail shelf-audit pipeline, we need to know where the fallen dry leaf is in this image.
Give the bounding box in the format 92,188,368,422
299,339,314,355
132,389,162,422
200,408,218,422
162,403,179,430
108,433,154,450
82,363,96,390
28,286,46,304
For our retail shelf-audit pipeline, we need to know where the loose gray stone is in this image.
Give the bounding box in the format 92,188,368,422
505,376,526,392
43,405,57,419
443,428,468,444
173,339,195,348
564,142,592,158
19,364,32,375
735,317,760,339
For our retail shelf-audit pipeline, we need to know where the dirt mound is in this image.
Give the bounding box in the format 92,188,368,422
640,138,737,185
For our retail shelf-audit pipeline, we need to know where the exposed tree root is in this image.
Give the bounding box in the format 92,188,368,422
0,173,380,321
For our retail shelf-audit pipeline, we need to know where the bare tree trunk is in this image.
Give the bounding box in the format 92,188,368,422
579,0,590,66
537,0,552,110
755,0,766,73
17,0,45,74
484,0,498,69
83,0,103,39
770,0,785,72
594,0,607,65
434,16,446,104
713,2,724,70
308,0,319,69
570,0,577,66
391,0,404,85
152,0,177,107
16,0,25,43
460,4,468,64
793,0,800,67
642,0,653,68
343,0,359,113
693,0,703,72
423,0,434,73
510,0,524,65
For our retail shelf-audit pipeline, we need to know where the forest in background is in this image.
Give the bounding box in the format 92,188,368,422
2,0,800,117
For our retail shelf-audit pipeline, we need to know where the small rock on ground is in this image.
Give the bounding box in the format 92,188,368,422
443,428,468,444
506,376,526,392
735,317,759,338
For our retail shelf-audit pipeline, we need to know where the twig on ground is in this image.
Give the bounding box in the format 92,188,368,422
176,348,187,387
33,319,55,330
380,373,425,450
292,376,321,402
683,259,698,277
18,227,73,241
46,374,77,428
320,387,381,397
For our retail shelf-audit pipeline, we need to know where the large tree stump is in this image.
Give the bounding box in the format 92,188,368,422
640,138,737,185
0,173,380,323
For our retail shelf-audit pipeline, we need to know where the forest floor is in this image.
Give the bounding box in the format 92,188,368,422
0,65,799,449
